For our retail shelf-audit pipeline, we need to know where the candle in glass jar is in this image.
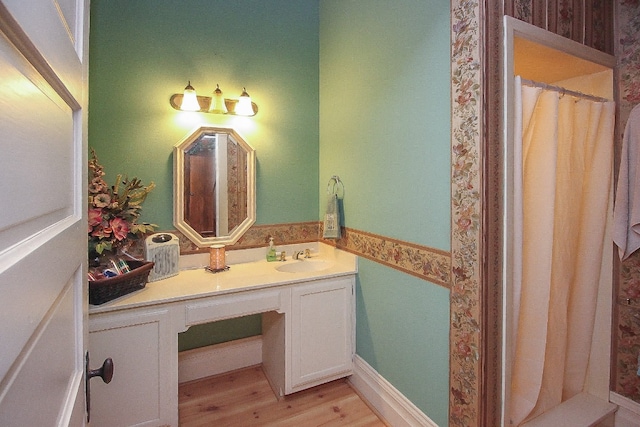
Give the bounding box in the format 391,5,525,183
209,244,226,270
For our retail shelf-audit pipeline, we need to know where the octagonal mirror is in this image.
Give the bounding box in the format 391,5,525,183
174,126,256,247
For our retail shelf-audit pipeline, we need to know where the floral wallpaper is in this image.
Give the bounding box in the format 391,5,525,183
617,257,640,402
329,228,451,288
615,0,640,406
226,140,247,231
169,222,320,254
555,0,577,41
587,0,612,53
450,0,483,425
619,0,640,113
506,0,613,54
511,0,532,22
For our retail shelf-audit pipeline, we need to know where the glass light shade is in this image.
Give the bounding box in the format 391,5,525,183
235,87,254,116
209,84,228,114
180,81,201,111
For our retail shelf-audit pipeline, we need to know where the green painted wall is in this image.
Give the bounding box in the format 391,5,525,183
89,0,320,348
319,0,451,249
90,1,451,425
356,259,450,425
319,1,451,425
89,0,320,230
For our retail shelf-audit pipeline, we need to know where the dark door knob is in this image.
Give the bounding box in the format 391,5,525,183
88,357,114,383
85,352,114,422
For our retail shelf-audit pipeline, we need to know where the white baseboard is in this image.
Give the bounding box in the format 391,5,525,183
348,355,437,427
610,392,640,427
178,335,262,383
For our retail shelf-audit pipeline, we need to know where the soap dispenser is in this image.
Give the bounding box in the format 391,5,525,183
266,237,277,262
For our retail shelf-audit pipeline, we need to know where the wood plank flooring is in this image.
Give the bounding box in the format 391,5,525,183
179,365,387,426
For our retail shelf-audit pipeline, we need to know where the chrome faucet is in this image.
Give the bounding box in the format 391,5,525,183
292,249,311,260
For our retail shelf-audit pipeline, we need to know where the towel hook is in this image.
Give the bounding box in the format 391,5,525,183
327,175,345,198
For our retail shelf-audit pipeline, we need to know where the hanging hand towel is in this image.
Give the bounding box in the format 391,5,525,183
613,104,640,260
322,193,341,239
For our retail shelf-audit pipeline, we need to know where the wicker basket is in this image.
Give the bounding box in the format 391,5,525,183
89,260,154,305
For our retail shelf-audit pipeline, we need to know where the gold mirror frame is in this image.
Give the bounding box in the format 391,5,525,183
173,126,256,247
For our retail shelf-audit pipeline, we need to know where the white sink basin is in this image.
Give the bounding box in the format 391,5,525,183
275,259,333,273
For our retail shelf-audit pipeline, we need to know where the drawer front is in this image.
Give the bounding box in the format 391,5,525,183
185,288,286,326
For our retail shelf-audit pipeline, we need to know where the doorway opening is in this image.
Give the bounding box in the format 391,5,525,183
502,16,616,426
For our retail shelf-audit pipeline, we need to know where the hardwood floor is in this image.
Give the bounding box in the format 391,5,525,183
179,365,387,426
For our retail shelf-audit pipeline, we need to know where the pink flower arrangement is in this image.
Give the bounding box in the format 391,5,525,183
88,149,156,255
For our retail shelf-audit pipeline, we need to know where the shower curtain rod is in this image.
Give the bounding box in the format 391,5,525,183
520,78,611,103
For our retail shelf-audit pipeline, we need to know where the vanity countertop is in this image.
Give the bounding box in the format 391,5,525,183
89,243,357,315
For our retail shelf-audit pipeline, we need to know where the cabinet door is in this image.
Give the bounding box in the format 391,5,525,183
89,307,177,427
288,277,354,392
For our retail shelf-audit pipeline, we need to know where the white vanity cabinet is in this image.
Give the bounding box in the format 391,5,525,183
288,276,355,393
88,306,178,427
88,253,357,427
261,276,356,397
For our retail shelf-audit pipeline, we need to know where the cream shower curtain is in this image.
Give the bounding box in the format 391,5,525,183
509,77,615,425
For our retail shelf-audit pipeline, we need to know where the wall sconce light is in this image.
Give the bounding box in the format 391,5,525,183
170,81,258,116
180,81,201,112
209,84,227,114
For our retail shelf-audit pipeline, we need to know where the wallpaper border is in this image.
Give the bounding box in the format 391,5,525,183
168,223,451,288
327,227,451,288
449,0,484,425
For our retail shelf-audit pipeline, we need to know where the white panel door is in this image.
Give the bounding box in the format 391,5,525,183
0,0,89,425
